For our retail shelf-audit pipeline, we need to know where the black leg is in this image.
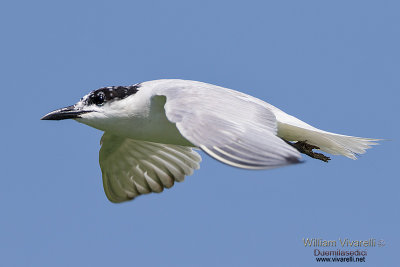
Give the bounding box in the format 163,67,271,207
284,140,331,163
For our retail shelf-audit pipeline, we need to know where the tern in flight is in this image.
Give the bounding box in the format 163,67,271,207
42,79,379,202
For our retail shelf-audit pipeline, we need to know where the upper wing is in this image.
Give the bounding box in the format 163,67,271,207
154,80,302,169
99,132,201,203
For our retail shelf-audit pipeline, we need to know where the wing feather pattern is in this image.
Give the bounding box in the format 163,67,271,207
99,133,201,203
154,80,302,169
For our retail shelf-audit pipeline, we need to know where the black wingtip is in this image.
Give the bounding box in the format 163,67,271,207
286,155,304,165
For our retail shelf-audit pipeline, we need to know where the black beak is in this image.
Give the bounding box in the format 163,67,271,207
41,105,92,120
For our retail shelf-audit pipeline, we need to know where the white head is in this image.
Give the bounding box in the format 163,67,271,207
41,84,142,132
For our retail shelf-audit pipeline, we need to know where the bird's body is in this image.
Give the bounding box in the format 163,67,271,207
42,79,379,202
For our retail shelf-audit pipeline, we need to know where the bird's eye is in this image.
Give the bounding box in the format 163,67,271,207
92,92,105,106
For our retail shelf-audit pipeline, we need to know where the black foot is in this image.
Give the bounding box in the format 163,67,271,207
285,140,331,163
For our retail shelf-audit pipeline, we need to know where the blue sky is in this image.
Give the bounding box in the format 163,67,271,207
1,0,398,266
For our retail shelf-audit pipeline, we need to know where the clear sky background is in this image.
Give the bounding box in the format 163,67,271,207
1,0,398,266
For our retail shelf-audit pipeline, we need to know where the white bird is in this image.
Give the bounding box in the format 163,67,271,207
41,79,379,203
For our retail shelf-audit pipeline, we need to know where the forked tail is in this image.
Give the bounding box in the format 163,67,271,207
277,121,380,160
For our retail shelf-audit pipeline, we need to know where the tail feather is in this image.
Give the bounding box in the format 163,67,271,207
277,122,380,160
314,133,379,159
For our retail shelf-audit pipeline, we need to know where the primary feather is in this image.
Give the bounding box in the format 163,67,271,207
152,80,302,169
99,133,201,202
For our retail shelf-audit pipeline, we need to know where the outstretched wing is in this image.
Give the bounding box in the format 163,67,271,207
99,133,201,203
154,80,302,169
